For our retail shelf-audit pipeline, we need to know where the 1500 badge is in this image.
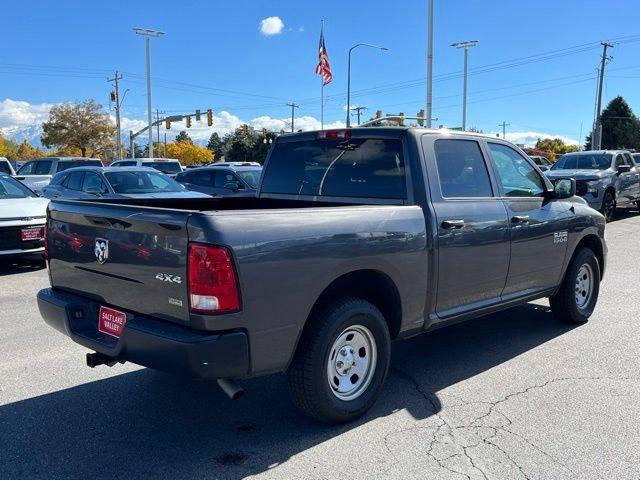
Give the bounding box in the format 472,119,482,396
155,273,182,284
553,231,568,244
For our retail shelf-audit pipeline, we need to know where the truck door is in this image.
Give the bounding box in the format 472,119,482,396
422,136,511,317
485,142,570,296
623,153,640,203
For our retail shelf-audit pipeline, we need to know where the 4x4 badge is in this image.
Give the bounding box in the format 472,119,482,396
95,238,109,264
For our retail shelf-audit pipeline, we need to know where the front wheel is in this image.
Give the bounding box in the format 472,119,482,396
549,247,600,324
600,191,615,222
287,297,391,424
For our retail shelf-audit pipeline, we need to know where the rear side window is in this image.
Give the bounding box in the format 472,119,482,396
434,139,493,198
65,171,85,191
0,162,13,174
261,138,406,199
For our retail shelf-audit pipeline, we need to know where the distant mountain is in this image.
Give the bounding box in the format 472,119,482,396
1,124,44,148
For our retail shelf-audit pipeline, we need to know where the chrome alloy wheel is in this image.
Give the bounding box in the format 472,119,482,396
326,325,377,401
575,263,594,310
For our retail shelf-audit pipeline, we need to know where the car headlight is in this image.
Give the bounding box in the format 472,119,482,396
586,180,599,194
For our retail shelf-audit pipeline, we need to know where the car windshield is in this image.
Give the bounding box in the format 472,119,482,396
551,154,611,170
0,174,37,198
236,168,262,188
104,171,184,194
57,160,103,172
144,162,182,174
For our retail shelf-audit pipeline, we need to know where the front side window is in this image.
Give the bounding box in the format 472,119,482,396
488,143,545,198
17,161,36,175
214,172,240,188
82,173,108,193
237,169,262,188
434,139,493,198
261,138,406,199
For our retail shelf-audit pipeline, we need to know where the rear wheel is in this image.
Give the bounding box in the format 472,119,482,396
600,191,615,222
287,297,391,424
549,247,600,324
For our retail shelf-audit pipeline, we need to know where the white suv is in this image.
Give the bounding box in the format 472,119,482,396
111,158,183,176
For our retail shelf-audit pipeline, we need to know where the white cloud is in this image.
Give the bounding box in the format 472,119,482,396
260,16,284,36
0,98,53,129
491,130,580,148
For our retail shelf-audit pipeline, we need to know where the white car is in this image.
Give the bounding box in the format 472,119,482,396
110,158,183,176
0,173,49,258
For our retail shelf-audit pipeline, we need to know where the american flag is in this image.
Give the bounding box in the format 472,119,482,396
315,28,333,86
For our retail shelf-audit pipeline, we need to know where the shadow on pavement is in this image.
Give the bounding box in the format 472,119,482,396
1,303,577,479
0,257,45,277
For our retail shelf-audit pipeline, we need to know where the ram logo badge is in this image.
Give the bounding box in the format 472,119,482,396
553,231,568,244
155,273,182,284
94,238,109,264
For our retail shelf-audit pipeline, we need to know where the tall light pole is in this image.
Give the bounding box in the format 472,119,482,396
451,40,478,131
426,0,434,128
346,43,388,128
133,27,165,158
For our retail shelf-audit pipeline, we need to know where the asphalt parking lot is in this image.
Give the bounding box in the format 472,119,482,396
1,212,639,480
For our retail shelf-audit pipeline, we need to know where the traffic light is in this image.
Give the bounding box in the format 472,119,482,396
110,91,116,102
262,128,268,137
195,109,201,121
241,124,249,137
186,116,191,128
165,119,171,129
207,109,213,126
417,109,425,127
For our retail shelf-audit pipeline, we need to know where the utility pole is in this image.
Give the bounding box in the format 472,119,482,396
155,109,165,152
593,41,614,150
451,40,478,131
351,106,367,125
107,71,123,160
286,102,299,132
498,121,510,139
426,0,434,128
164,133,167,157
133,28,165,158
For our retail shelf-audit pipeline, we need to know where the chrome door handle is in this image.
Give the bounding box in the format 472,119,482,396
441,219,465,229
512,215,530,224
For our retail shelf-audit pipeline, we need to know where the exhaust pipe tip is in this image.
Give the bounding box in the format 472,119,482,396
217,378,245,400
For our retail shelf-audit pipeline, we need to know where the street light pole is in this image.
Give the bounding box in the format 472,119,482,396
346,43,388,128
426,0,434,128
451,40,478,131
133,27,165,158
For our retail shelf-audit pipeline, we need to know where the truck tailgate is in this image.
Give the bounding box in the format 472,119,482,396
47,200,191,325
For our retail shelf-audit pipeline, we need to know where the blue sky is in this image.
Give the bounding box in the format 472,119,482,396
1,0,639,146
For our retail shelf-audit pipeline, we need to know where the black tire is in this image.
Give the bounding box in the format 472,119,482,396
549,247,600,324
600,190,615,222
287,297,391,424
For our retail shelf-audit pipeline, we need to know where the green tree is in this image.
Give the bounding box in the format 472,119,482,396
534,138,579,160
41,99,115,156
15,140,45,160
206,132,225,160
585,96,640,150
175,130,193,144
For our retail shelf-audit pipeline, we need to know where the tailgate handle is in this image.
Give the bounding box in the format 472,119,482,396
441,219,465,229
512,215,530,224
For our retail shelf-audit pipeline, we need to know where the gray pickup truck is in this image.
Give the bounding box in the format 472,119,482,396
38,127,607,423
545,150,640,222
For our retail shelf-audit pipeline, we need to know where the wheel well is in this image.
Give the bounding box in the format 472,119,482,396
604,186,615,199
307,270,402,339
574,234,605,278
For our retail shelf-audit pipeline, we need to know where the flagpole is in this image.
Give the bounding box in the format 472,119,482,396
320,19,324,130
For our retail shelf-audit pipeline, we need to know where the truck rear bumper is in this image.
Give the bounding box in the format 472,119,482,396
37,288,250,379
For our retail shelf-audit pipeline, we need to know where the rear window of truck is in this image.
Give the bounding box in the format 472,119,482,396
261,138,406,199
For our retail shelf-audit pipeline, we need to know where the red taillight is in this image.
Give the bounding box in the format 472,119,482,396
317,129,351,140
188,243,240,314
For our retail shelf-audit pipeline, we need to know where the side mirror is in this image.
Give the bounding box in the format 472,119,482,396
224,182,239,192
617,164,631,174
553,178,576,199
85,186,104,196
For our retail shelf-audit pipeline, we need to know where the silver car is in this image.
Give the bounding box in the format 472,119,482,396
545,150,640,221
